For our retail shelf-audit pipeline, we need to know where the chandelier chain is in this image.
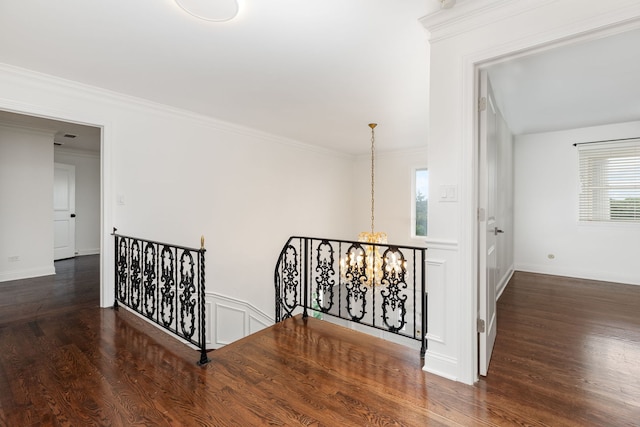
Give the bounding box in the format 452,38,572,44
370,124,376,235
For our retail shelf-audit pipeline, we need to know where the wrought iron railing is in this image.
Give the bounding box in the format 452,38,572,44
275,236,427,357
113,229,209,365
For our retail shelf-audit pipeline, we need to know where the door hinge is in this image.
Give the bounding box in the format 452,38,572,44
478,96,487,112
477,318,486,333
477,207,485,222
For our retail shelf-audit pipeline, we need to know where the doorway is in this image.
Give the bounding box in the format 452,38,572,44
474,24,640,379
0,109,102,288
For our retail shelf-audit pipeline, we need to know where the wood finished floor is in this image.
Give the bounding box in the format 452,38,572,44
0,256,639,426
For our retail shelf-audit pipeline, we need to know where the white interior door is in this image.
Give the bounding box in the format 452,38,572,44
478,70,499,376
54,163,76,260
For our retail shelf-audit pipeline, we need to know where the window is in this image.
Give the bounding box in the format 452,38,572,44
413,168,428,237
578,139,640,223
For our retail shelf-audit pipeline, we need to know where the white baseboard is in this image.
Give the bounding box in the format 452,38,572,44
76,249,100,256
496,267,514,300
422,350,458,382
0,265,55,283
514,263,640,286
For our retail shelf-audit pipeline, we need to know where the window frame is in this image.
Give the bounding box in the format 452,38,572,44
577,138,640,224
411,167,429,239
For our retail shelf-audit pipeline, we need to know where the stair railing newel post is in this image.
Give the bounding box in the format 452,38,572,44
113,227,119,310
275,250,281,323
302,238,309,319
421,249,427,358
198,235,210,365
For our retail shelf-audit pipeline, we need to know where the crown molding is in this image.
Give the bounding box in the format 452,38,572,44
420,0,555,43
355,145,428,162
424,237,459,251
0,63,354,161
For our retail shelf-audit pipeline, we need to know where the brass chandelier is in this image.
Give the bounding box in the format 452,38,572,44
358,123,388,246
341,123,388,286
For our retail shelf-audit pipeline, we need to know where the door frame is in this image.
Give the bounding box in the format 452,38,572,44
0,100,113,308
467,18,640,382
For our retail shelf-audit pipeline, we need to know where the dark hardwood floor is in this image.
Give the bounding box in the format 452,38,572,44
0,258,638,426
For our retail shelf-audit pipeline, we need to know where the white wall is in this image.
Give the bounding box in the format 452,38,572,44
0,125,55,281
54,148,101,256
0,63,354,316
515,121,640,286
421,0,640,384
111,109,355,314
352,147,428,247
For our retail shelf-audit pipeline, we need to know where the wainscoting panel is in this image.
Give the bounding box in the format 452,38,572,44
206,292,273,349
214,303,245,346
425,258,446,344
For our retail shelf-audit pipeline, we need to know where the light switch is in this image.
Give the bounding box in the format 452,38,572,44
439,185,458,202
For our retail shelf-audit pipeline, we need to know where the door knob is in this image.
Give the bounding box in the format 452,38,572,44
70,213,76,218
494,227,503,235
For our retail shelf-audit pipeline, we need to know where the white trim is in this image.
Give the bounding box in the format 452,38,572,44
0,122,55,137
0,99,110,301
0,266,55,283
496,267,514,300
420,0,557,43
514,265,640,287
425,258,447,344
358,145,429,160
206,291,273,348
76,249,100,257
422,350,458,382
0,63,353,160
423,0,640,386
424,238,458,251
54,146,100,159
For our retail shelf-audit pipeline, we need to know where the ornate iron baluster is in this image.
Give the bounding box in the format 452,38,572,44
178,250,197,340
159,246,175,328
380,247,408,333
280,244,299,320
143,242,157,319
314,240,335,313
130,239,142,310
117,237,129,304
344,243,368,322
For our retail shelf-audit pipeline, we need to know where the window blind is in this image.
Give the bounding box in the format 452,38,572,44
577,139,640,222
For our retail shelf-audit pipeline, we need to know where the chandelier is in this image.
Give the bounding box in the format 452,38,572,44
358,123,387,246
341,123,388,286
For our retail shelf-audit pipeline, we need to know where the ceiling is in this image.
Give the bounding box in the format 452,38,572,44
487,27,640,136
0,1,639,155
0,110,101,153
0,0,434,155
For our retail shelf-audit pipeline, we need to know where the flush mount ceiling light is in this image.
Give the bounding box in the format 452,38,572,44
440,0,456,9
175,0,240,22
